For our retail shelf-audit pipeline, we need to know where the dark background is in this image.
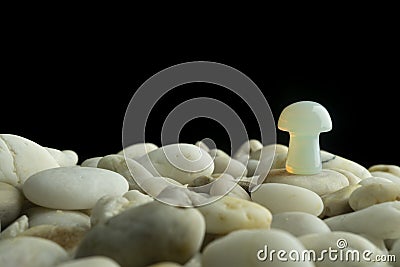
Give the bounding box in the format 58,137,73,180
2,30,398,168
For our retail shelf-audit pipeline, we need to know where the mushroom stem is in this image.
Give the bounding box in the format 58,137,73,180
286,134,321,175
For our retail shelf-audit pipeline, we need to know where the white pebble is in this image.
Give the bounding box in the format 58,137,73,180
0,236,68,267
81,157,102,167
212,156,248,178
117,143,158,160
251,183,324,216
271,212,331,237
324,201,400,239
197,196,272,234
23,166,129,210
26,207,90,229
202,229,314,267
0,215,28,239
137,144,214,185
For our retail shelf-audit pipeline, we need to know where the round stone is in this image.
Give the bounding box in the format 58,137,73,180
22,166,129,210
0,236,68,267
251,183,324,216
75,201,205,267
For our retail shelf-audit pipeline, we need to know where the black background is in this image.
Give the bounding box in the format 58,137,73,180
2,26,398,168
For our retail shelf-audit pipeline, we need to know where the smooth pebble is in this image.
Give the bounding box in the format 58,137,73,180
76,201,205,267
271,212,331,237
46,147,78,167
265,168,349,196
137,144,214,185
369,164,400,177
26,207,90,229
321,150,371,178
320,184,361,217
349,181,400,210
202,229,314,267
23,166,129,210
97,154,153,190
196,196,272,234
0,236,68,267
252,183,324,216
212,156,248,178
324,201,400,239
117,143,158,160
81,157,102,167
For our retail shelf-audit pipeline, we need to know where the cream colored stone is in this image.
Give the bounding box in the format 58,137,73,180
91,195,129,226
271,212,330,237
81,157,102,167
329,168,362,185
299,231,388,266
324,201,400,239
264,168,349,196
320,184,361,217
208,148,230,159
252,183,324,216
358,177,393,186
138,144,214,185
20,224,87,252
139,176,183,197
97,154,153,190
212,156,248,178
370,171,400,184
56,256,121,267
0,134,60,187
196,196,272,234
202,229,314,267
26,207,90,229
0,182,23,226
0,236,68,266
46,147,78,167
118,143,158,160
23,166,129,210
233,139,263,160
251,144,288,173
184,253,201,267
321,150,371,178
0,215,28,239
123,190,154,204
209,174,250,201
349,182,400,210
369,164,400,177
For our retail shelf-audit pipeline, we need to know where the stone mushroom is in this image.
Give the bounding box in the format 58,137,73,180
278,101,332,175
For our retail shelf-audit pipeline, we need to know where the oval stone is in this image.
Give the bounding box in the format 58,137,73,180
251,183,324,216
76,201,205,267
23,166,129,210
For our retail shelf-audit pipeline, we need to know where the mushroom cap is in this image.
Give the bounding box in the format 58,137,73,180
278,101,332,134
